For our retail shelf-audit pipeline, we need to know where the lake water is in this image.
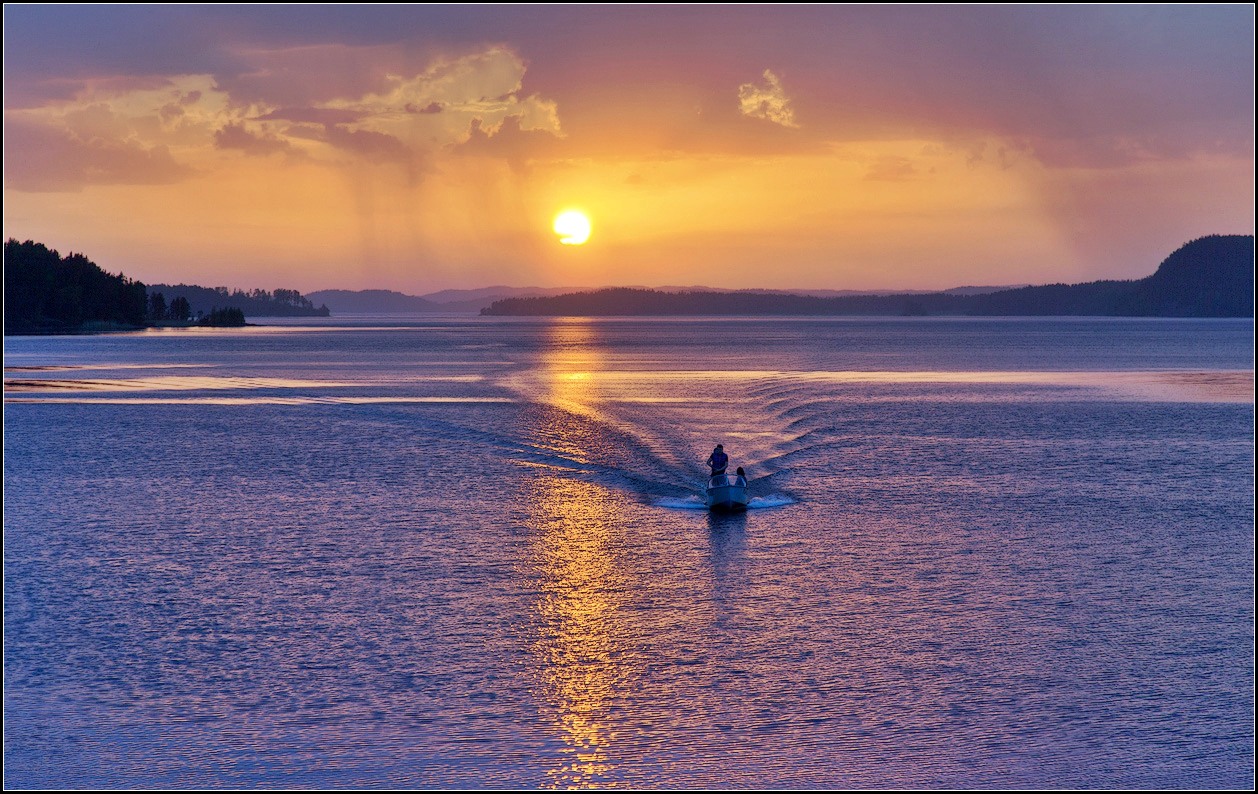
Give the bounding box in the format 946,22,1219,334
3,316,1254,789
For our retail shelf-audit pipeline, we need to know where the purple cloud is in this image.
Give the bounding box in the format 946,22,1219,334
4,118,192,192
214,122,294,156
254,107,364,125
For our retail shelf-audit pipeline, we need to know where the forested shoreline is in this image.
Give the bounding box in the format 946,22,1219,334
4,239,326,334
4,240,148,334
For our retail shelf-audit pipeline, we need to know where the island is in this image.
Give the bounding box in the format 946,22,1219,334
481,235,1254,318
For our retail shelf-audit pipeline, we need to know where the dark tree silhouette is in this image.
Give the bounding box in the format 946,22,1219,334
200,307,246,326
169,296,192,322
4,239,148,333
148,292,168,322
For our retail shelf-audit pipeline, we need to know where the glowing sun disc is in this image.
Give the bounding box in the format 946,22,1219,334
553,210,592,245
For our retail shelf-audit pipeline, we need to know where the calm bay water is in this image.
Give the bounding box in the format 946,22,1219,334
4,316,1254,789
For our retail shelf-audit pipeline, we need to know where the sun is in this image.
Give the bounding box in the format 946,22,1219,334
553,209,592,245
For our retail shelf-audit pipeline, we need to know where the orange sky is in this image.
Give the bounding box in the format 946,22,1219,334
3,6,1253,294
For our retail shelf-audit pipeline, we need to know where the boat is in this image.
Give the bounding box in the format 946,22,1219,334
706,473,749,512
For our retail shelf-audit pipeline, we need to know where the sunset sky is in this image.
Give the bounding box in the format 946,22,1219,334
3,5,1253,294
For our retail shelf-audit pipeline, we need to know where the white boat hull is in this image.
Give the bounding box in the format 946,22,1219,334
706,475,749,512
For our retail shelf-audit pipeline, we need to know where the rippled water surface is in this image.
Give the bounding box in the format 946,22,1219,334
4,317,1254,788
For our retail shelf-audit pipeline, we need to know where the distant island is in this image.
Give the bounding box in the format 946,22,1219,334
306,286,589,314
3,239,325,335
304,289,440,313
306,284,1024,314
481,235,1255,318
145,283,330,320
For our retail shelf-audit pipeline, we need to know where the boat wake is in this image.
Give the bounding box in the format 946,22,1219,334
350,362,824,509
747,494,795,509
654,492,795,510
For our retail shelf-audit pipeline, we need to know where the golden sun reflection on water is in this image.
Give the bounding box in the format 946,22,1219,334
525,475,632,789
521,320,631,789
513,321,613,465
542,322,607,418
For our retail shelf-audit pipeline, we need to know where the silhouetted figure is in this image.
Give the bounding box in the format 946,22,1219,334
707,444,728,476
735,466,746,486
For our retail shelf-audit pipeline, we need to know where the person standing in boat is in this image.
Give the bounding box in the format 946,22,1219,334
707,444,728,476
735,466,747,486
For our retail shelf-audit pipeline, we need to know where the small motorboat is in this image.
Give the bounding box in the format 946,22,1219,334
706,473,749,512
